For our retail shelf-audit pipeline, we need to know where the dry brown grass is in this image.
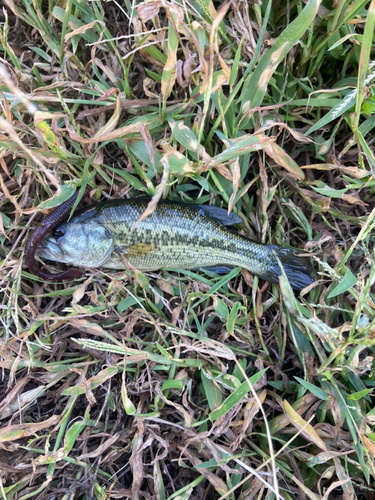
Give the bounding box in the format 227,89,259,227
0,1,375,499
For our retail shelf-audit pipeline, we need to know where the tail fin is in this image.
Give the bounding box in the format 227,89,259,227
261,246,314,291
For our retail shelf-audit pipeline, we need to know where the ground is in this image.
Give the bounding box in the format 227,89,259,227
0,1,375,499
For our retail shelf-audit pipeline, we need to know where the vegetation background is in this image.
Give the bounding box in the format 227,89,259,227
0,0,375,498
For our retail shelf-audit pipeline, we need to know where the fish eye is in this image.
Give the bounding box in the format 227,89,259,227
53,228,65,240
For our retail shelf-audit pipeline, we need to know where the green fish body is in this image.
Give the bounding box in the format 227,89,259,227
36,199,313,290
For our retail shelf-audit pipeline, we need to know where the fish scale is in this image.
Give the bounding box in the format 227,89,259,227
36,199,313,291
90,200,272,274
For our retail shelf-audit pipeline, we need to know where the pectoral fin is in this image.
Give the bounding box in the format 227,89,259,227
126,242,158,258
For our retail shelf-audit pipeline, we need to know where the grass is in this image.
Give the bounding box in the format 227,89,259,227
0,0,375,498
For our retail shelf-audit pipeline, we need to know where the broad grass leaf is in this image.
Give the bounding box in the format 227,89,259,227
161,21,178,99
137,3,161,22
303,163,370,179
312,186,350,198
62,367,118,398
161,380,184,391
122,378,136,415
134,270,151,293
348,389,373,401
169,119,208,159
229,37,244,87
63,420,87,455
226,302,240,334
240,0,320,125
294,377,328,400
35,116,79,159
209,368,268,422
201,371,223,410
206,267,241,296
357,129,375,170
73,339,172,364
117,296,141,314
353,0,375,131
228,158,240,214
93,91,121,139
361,434,375,457
162,150,196,176
0,212,10,236
214,298,229,319
306,89,362,135
359,115,375,136
327,268,357,298
38,185,77,210
127,139,162,174
105,166,147,191
87,366,119,390
78,433,121,461
52,7,98,44
207,134,274,168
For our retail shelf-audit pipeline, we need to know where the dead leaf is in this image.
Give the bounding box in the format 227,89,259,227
228,158,240,215
0,173,23,224
137,2,161,22
270,394,318,433
135,155,169,226
340,193,367,206
65,20,105,41
180,447,228,495
0,376,31,416
361,434,375,457
301,163,370,179
129,421,145,500
76,98,182,120
176,55,196,87
264,142,305,180
140,124,156,172
78,432,121,459
0,88,12,122
64,118,143,143
0,415,60,443
72,277,92,305
283,400,327,451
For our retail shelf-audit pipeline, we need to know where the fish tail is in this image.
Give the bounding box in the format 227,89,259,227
260,246,314,291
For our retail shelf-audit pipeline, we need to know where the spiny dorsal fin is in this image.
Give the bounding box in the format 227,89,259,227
134,196,244,226
198,205,243,226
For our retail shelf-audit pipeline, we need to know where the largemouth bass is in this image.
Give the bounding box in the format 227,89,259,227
35,199,313,290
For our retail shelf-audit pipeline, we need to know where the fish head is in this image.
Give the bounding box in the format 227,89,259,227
36,221,114,268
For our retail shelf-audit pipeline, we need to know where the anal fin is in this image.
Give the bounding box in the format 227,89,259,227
199,265,235,275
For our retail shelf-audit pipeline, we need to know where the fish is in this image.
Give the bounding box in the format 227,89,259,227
35,198,314,290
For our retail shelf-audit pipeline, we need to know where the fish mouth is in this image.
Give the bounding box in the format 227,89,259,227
35,238,65,263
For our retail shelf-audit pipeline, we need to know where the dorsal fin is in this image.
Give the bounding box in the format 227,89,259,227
197,205,243,226
133,196,243,226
